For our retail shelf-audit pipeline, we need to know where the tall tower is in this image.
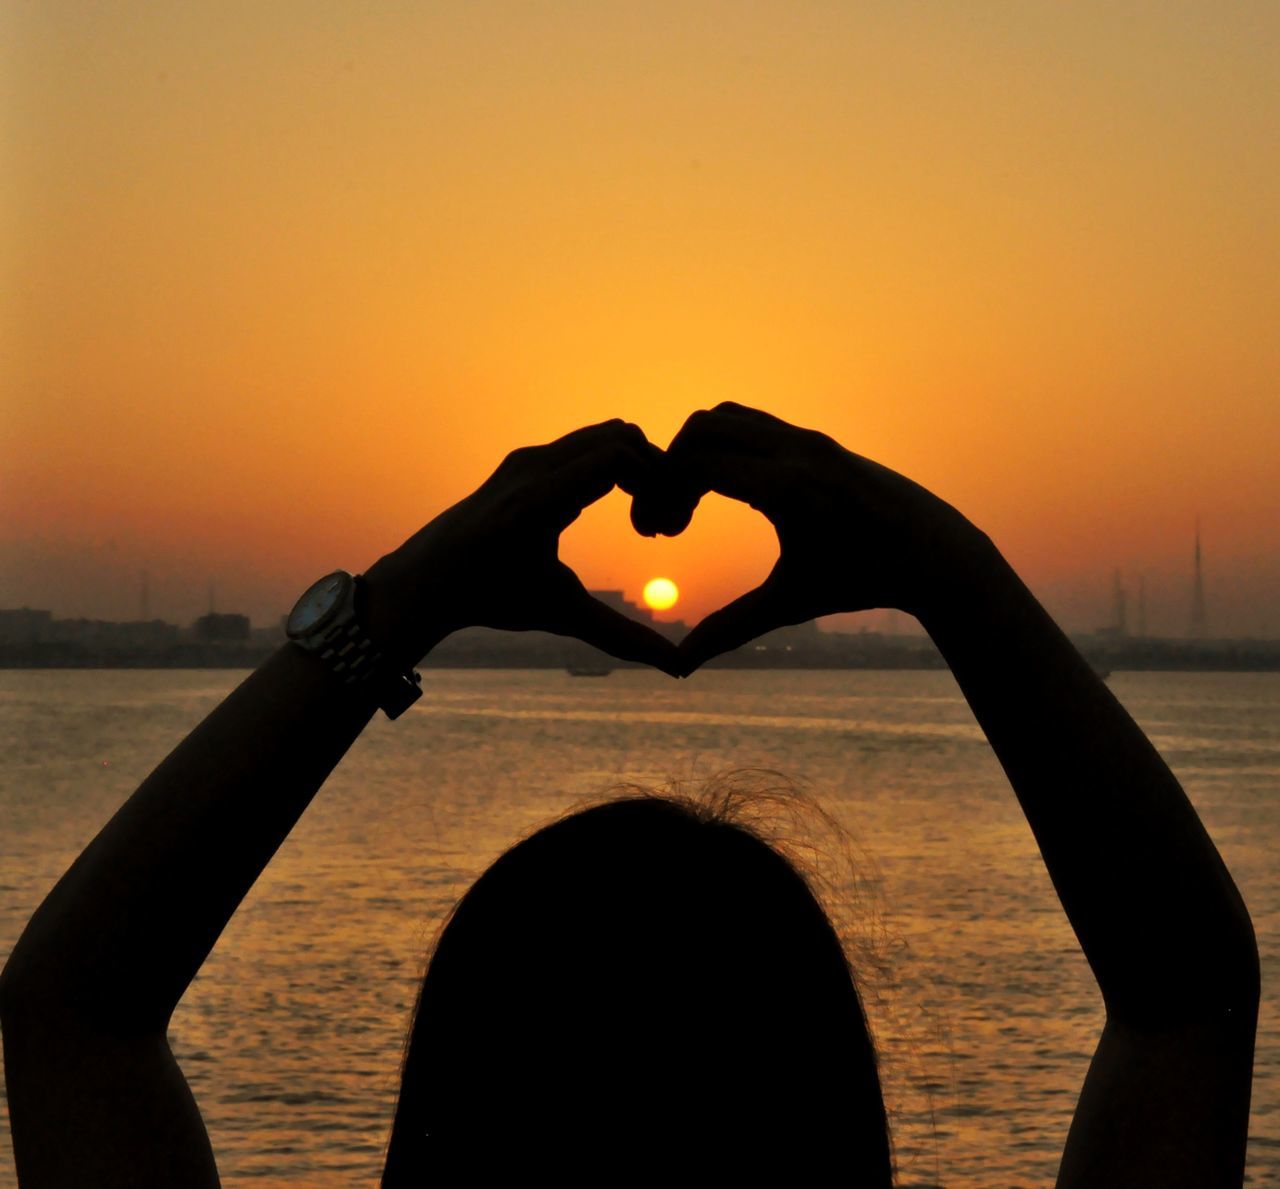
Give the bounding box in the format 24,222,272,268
1112,569,1128,637
1189,520,1207,638
1136,574,1147,638
139,569,150,622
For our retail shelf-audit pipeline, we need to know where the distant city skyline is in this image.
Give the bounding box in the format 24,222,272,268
1,523,1275,639
5,6,1277,644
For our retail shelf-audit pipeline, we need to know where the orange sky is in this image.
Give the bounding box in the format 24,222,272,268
3,3,1278,636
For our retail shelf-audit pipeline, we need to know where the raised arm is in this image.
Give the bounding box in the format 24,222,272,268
917,538,1257,1188
636,402,1259,1188
0,420,677,1188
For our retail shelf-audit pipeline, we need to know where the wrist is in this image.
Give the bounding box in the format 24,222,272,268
910,525,1008,633
285,570,426,719
362,551,458,667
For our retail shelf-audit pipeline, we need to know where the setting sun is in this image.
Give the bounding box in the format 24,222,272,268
642,577,679,613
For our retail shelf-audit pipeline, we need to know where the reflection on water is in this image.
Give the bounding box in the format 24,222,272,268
0,669,1276,1186
420,701,989,741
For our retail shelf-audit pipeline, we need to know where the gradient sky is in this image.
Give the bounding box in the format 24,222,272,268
4,3,1277,636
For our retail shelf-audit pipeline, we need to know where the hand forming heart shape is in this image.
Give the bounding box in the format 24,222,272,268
624,402,978,677
623,403,855,677
367,403,977,679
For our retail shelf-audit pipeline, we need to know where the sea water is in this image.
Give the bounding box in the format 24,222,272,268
1,668,1276,1186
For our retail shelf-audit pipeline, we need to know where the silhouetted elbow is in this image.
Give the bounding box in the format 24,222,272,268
1104,904,1260,1031
0,925,168,1041
1224,915,1262,1018
1193,899,1260,1021
0,947,53,1034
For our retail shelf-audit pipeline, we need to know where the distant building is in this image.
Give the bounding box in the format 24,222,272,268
0,608,54,644
192,612,251,642
588,589,688,642
254,620,287,647
591,590,654,622
0,610,180,648
50,618,180,647
1112,570,1128,637
1190,521,1208,638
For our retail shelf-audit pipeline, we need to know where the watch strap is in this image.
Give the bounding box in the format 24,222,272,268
294,573,423,720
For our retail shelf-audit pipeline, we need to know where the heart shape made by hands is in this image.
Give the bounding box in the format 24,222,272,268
560,401,942,677
548,404,884,677
558,476,782,678
629,480,777,678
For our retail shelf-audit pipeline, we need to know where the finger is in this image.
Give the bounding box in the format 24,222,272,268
629,452,703,536
665,404,792,509
675,573,792,677
540,419,663,491
536,421,667,530
539,417,647,462
549,574,682,676
690,400,803,435
631,405,786,536
665,402,792,462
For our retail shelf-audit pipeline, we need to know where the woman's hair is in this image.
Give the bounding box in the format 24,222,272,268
383,779,893,1184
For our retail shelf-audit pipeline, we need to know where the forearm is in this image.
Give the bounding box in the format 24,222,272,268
918,536,1258,1026
0,643,378,1031
0,419,674,1038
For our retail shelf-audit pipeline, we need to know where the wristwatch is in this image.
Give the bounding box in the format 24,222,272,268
286,570,422,720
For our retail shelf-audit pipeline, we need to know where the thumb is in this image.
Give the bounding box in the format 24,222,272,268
676,574,791,677
551,577,682,677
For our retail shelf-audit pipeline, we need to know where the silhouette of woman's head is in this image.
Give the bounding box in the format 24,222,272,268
383,787,892,1184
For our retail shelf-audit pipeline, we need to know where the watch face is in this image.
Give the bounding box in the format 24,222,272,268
287,572,347,637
